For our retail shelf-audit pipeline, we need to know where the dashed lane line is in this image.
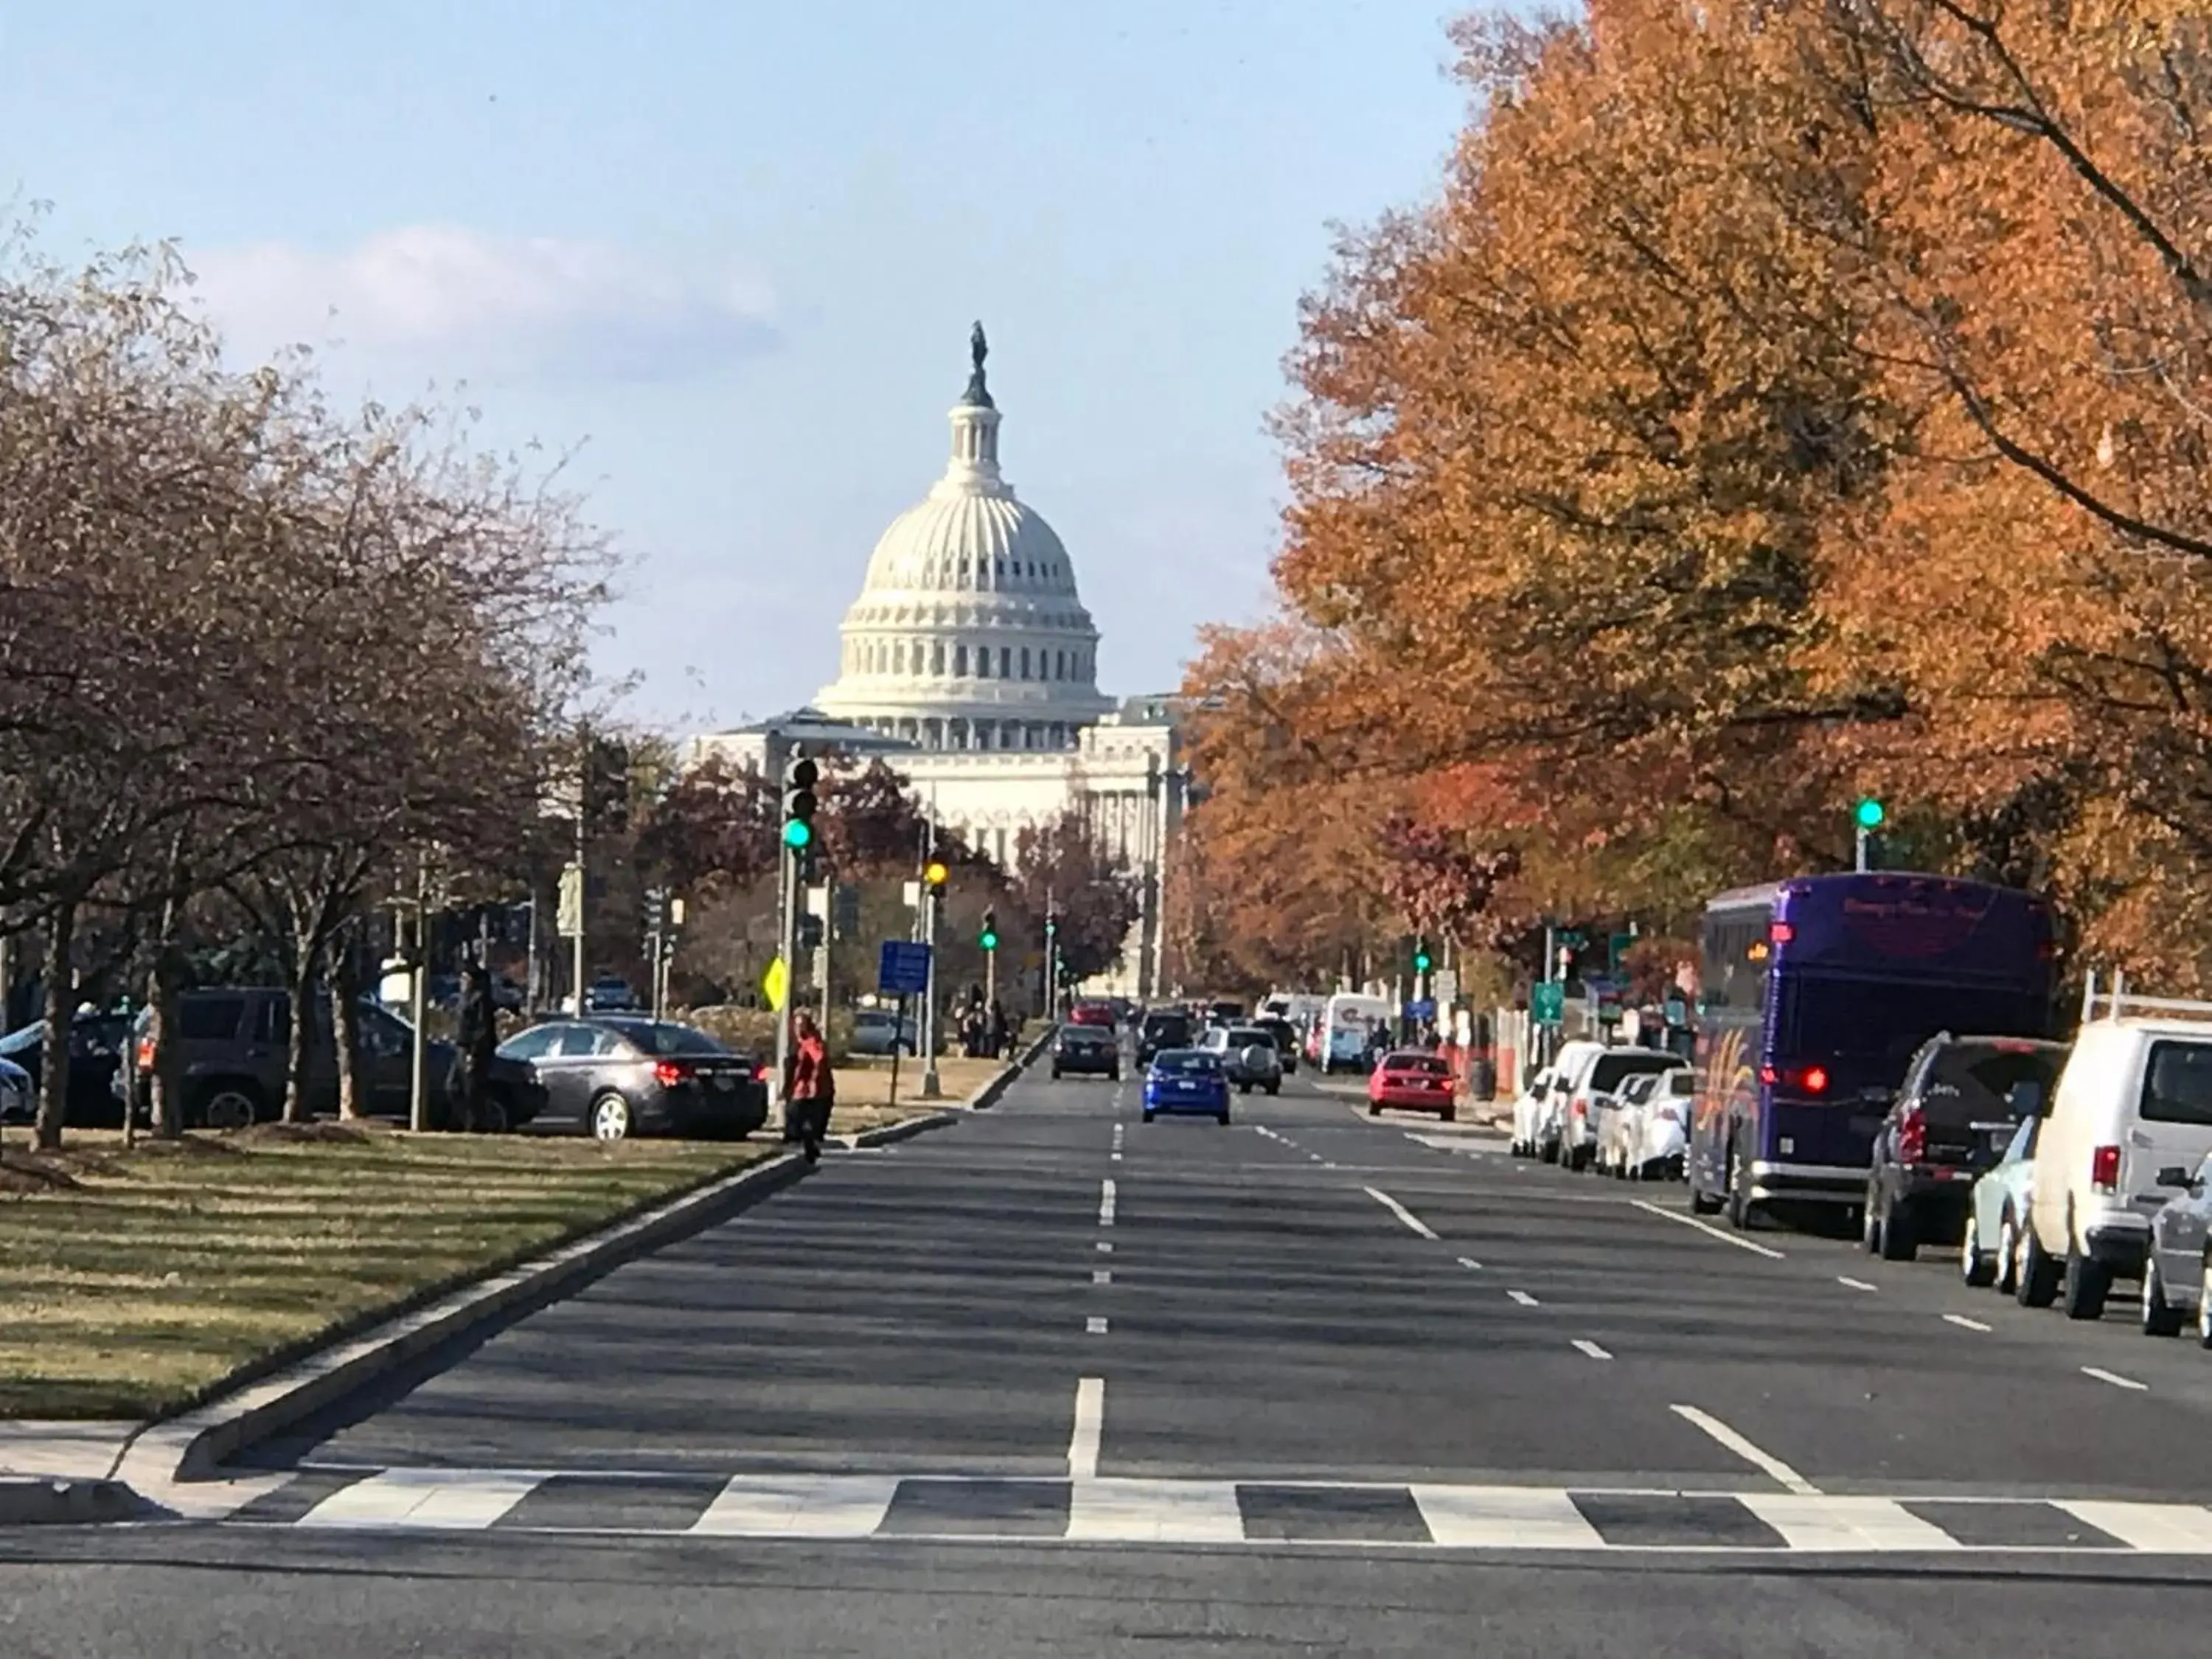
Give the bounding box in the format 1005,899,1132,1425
1630,1200,1787,1260
1837,1276,1878,1293
1506,1290,1540,1307
1457,1256,1483,1271
1087,1316,1110,1335
1669,1404,1820,1496
1943,1314,1992,1332
1093,1268,1112,1285
1365,1186,1440,1241
1571,1339,1613,1360
2083,1366,2149,1393
1099,1179,1116,1228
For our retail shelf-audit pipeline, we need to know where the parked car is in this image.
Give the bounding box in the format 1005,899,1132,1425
1368,1050,1456,1121
120,989,485,1130
1052,1024,1121,1080
1137,1009,1192,1064
0,1009,134,1128
1557,1046,1680,1172
495,1017,767,1141
1509,1066,1558,1158
1200,1025,1282,1094
1142,1048,1232,1125
2028,988,2212,1318
2139,1150,2212,1339
0,1054,29,1124
1863,1034,2067,1261
1253,1016,1301,1074
850,1009,918,1057
1599,1068,1695,1180
582,976,641,1013
1962,1111,2045,1295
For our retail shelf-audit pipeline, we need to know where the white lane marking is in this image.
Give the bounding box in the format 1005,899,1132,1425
1099,1179,1116,1227
2058,1500,2212,1552
1943,1314,1992,1332
691,1475,899,1538
1093,1268,1112,1285
1571,1339,1613,1360
1739,1495,1958,1552
1066,1478,1245,1543
2082,1366,2149,1392
1110,1152,1122,1162
1631,1200,1786,1259
1457,1256,1483,1270
1837,1276,1878,1293
1411,1485,1605,1549
1669,1404,1820,1495
298,1469,539,1530
1096,1241,1113,1254
1364,1186,1440,1240
1068,1377,1104,1480
1506,1290,1540,1307
1087,1315,1109,1335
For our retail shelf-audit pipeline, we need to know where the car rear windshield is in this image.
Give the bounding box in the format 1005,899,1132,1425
178,996,247,1041
1589,1054,1676,1093
1387,1054,1449,1074
2140,1040,2212,1126
1225,1029,1275,1048
1152,1051,1220,1074
1917,1040,2067,1124
1143,1015,1191,1040
602,1022,729,1057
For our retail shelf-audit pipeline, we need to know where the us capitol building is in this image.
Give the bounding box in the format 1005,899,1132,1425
690,327,1189,997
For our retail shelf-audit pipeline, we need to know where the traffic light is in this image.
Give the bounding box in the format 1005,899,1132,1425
923,858,949,893
783,757,818,851
796,912,824,950
979,906,998,952
642,886,668,936
1854,797,1885,830
583,736,630,831
1413,939,1433,975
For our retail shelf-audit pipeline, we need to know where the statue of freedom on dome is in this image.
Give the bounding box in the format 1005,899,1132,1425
964,321,992,407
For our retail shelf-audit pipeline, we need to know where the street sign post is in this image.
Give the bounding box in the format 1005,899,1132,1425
1531,981,1565,1026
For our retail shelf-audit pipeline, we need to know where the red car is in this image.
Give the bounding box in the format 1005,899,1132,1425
1068,1001,1118,1029
1368,1051,1458,1121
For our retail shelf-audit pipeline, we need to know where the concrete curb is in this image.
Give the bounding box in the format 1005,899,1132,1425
116,1150,808,1493
838,1110,961,1150
0,1477,141,1526
967,1026,1053,1110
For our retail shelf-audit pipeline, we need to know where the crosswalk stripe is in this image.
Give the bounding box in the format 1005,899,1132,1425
1411,1484,1604,1549
1738,1495,1960,1552
2056,1500,2212,1554
298,1469,540,1531
689,1475,900,1537
1067,1478,1245,1543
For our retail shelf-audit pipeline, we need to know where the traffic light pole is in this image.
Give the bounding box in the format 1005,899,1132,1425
773,835,799,1120
571,747,588,1018
1854,823,1870,874
919,880,942,1099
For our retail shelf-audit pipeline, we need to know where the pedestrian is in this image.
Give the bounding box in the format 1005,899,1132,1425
785,1011,834,1164
990,1000,1009,1060
454,956,500,1132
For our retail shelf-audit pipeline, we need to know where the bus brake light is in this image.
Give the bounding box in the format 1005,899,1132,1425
1802,1065,1829,1095
1759,1065,1777,1085
1770,922,1795,945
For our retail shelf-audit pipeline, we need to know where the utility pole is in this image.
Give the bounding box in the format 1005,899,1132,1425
408,855,431,1133
775,754,818,1122
920,846,947,1101
571,727,589,1017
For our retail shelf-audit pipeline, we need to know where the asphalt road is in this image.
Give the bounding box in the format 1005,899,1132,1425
13,1058,2212,1655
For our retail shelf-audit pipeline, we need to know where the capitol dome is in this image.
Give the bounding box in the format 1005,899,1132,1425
813,325,1115,754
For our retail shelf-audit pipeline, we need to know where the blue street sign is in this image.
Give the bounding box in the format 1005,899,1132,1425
877,939,933,997
1405,998,1436,1021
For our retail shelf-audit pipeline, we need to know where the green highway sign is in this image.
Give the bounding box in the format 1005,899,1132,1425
1531,982,1565,1026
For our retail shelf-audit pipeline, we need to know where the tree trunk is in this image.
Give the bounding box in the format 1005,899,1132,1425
147,946,187,1140
33,905,75,1151
330,928,364,1121
283,933,319,1124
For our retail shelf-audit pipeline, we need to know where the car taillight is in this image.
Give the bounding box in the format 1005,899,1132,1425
2091,1143,2121,1194
1897,1105,1926,1164
1801,1065,1829,1095
653,1060,688,1088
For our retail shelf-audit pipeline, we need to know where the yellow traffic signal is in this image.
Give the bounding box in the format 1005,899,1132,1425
923,859,949,889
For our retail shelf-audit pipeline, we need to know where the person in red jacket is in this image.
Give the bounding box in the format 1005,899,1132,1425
785,1012,834,1163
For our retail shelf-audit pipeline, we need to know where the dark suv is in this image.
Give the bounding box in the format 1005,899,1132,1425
1137,1010,1192,1064
121,989,543,1131
1863,1033,2068,1260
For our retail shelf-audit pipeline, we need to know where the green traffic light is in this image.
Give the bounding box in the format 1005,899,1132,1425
1854,798,1885,830
782,818,813,849
1413,952,1432,973
980,929,998,950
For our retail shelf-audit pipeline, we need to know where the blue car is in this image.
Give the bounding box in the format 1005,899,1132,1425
1143,1049,1231,1125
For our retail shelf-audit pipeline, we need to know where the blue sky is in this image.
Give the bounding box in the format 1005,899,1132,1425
0,1,1470,730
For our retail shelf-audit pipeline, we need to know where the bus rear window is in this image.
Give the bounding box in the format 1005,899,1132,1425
1774,979,2044,1069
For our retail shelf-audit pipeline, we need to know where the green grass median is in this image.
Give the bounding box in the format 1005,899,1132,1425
0,1125,779,1420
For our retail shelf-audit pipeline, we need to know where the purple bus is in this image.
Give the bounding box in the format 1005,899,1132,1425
1687,872,2055,1229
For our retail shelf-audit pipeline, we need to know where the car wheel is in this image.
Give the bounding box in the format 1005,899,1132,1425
2198,1257,2212,1348
2017,1225,2061,1307
1368,1104,1382,1117
1440,1106,1453,1122
1879,1197,1919,1262
1217,1110,1231,1126
1141,1110,1155,1123
590,1092,633,1143
1110,1069,1121,1081
1239,1082,1252,1096
1051,1068,1063,1079
1725,1141,1759,1231
2143,1256,2186,1337
1961,1211,1997,1288
1689,1175,1722,1216
2061,1245,2110,1320
475,1094,510,1135
1267,1082,1280,1096
198,1084,262,1132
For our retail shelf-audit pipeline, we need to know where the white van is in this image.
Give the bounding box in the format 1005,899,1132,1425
1320,993,1393,1074
2028,981,2212,1319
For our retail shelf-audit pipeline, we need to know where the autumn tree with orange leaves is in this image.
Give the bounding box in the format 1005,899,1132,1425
1182,0,2212,994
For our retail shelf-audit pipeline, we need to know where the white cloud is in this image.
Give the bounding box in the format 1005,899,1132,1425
187,225,777,381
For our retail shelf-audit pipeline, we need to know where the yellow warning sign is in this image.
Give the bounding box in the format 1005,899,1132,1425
762,955,789,1012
